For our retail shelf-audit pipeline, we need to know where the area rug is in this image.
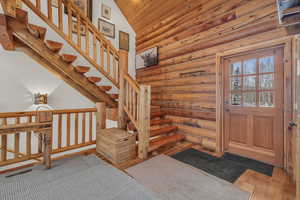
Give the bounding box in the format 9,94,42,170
0,155,160,200
126,155,251,200
171,149,273,183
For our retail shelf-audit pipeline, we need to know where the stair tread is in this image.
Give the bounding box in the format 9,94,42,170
74,66,90,74
87,76,101,83
111,94,119,99
27,24,46,40
151,111,166,119
99,86,112,92
150,126,177,137
61,54,77,63
45,40,63,52
128,119,172,131
149,133,185,152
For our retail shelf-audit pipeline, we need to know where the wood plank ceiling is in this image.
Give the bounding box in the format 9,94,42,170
114,0,191,34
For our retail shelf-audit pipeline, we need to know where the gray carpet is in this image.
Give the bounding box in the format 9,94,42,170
0,155,161,200
126,155,251,200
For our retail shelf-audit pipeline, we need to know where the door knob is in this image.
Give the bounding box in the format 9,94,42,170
288,122,297,130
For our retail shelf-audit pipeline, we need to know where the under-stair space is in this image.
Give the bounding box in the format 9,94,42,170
0,0,185,161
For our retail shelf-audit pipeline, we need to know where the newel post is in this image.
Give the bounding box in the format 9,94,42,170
1,0,18,17
118,50,128,129
96,102,106,131
138,85,151,159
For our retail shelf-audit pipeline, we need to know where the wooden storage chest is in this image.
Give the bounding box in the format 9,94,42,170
96,128,136,164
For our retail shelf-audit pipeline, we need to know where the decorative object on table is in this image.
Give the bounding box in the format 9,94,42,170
34,93,48,105
119,31,129,51
72,20,86,36
136,46,158,69
64,0,93,21
101,4,111,20
98,19,115,38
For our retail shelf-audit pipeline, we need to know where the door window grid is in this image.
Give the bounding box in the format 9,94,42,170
229,56,275,107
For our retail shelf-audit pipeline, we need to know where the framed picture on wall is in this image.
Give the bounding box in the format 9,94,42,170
98,19,115,38
64,0,93,21
102,4,111,20
72,20,86,36
119,31,129,51
136,47,158,69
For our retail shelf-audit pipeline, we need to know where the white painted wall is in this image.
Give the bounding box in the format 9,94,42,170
94,0,136,77
0,0,136,112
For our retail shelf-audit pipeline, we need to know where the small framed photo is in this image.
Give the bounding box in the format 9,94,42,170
119,31,129,51
98,19,115,38
52,0,58,7
72,20,86,36
102,4,111,20
64,0,93,21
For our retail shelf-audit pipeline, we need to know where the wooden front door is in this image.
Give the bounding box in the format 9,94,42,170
223,47,284,166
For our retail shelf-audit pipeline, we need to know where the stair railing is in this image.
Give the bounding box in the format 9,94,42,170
3,0,120,87
1,0,151,159
118,50,151,159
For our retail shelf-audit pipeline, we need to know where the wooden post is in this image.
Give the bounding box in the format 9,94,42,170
118,50,128,129
96,102,106,131
0,0,17,17
138,85,151,159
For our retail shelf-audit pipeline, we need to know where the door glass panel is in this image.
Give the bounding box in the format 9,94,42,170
231,77,241,91
244,76,256,90
243,59,257,74
260,74,274,90
259,92,274,107
231,62,242,75
243,92,256,107
231,93,241,106
259,56,274,73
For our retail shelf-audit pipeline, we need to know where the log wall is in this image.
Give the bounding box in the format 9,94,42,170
135,0,290,147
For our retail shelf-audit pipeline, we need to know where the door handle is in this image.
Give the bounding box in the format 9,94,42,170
288,122,297,130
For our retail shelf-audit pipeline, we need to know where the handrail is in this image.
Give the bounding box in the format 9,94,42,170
17,0,120,87
0,108,97,167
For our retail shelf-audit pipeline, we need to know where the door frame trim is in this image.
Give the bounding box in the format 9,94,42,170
216,36,293,170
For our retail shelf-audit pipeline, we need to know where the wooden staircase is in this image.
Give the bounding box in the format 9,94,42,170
128,109,185,154
0,0,185,160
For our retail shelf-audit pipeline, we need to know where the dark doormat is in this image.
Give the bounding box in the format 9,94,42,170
171,149,274,183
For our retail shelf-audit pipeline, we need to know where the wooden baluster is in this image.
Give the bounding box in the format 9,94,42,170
89,112,93,142
77,15,81,49
14,117,20,158
126,81,130,110
26,116,32,156
75,113,79,145
133,91,137,121
107,47,111,75
113,55,117,81
58,114,62,149
129,86,132,115
118,50,128,129
1,118,7,162
96,102,106,131
93,33,97,62
47,0,53,21
82,113,86,144
58,0,63,31
68,4,72,40
101,43,105,68
138,85,151,159
66,113,70,147
85,25,89,55
36,0,41,10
